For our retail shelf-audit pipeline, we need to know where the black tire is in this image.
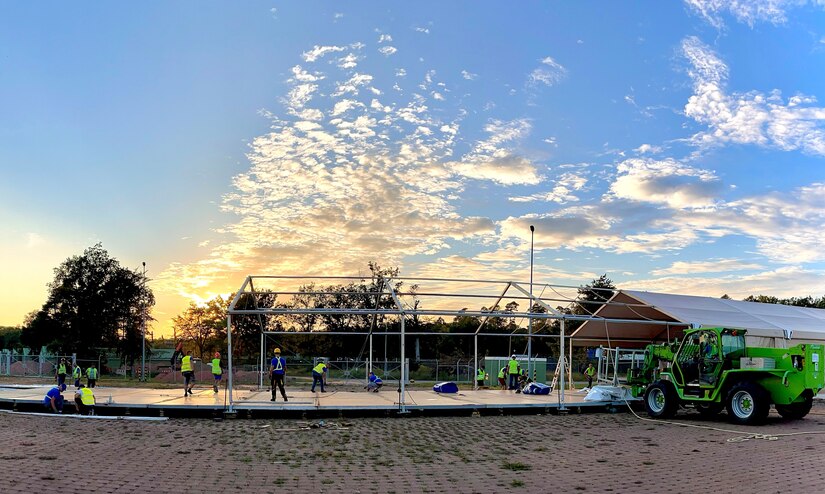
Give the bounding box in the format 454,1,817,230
644,381,678,419
775,394,813,420
695,402,723,417
726,381,770,425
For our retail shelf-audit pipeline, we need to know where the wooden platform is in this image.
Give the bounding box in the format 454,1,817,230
0,384,635,418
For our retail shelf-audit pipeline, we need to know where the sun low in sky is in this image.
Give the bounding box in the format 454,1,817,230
2,1,825,336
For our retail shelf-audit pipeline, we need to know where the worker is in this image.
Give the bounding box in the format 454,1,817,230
497,366,507,390
507,355,520,390
514,369,531,393
269,348,288,402
86,364,98,388
311,361,328,393
44,384,65,413
74,384,95,415
476,365,487,388
56,358,67,387
365,371,383,392
72,363,82,388
211,352,222,393
584,363,596,389
181,350,194,397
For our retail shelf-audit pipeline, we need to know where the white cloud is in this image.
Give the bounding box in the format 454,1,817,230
337,54,359,69
302,45,346,62
415,27,430,34
684,0,824,28
509,172,588,204
527,56,567,88
461,70,477,80
651,258,763,276
378,34,393,43
609,158,723,209
634,143,662,154
682,36,825,155
379,46,398,57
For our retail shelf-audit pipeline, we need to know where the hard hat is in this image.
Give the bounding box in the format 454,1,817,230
511,354,516,358
274,348,281,354
214,352,220,358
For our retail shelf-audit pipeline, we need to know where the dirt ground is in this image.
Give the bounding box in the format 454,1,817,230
2,403,824,493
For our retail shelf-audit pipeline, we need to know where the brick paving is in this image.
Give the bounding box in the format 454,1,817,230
2,404,824,493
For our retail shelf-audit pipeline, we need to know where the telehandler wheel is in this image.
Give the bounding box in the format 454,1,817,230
775,394,813,420
644,381,678,419
695,402,723,417
726,381,770,425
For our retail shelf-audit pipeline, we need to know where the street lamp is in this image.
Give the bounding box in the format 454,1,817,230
141,262,146,382
528,225,534,378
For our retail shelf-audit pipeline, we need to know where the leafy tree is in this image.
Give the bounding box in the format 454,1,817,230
172,297,227,360
0,326,22,350
21,244,154,363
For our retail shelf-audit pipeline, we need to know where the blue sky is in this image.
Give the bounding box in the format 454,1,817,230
3,1,825,334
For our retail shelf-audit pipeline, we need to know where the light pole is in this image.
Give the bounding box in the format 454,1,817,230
528,225,534,379
141,262,146,382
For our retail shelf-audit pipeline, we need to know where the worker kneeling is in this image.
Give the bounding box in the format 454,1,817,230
365,371,383,392
74,384,95,415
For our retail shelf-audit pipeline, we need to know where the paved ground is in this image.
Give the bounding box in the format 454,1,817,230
2,404,824,493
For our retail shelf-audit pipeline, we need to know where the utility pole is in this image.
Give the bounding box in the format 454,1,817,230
141,262,147,382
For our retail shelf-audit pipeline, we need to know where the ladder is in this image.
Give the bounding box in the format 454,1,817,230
549,357,565,392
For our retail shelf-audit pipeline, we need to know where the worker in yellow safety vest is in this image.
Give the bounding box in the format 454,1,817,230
476,366,487,388
181,350,194,397
86,364,98,388
74,384,95,415
211,352,222,393
584,363,596,389
507,355,521,390
497,367,507,390
311,361,327,393
72,363,82,388
56,358,67,387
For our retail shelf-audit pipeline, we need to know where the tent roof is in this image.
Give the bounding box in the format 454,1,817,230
571,290,825,347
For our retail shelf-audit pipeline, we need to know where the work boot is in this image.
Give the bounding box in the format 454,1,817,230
284,397,288,402
270,396,276,401
213,384,218,393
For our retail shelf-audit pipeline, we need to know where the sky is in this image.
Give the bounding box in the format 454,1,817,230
3,1,825,337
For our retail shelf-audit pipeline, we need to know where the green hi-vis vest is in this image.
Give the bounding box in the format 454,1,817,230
181,355,192,372
73,366,82,378
86,368,98,379
58,363,66,375
211,358,222,375
498,368,506,379
508,359,519,374
313,363,327,374
585,366,595,377
79,387,95,406
477,368,485,379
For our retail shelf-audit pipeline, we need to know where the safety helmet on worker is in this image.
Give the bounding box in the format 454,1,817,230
274,348,281,354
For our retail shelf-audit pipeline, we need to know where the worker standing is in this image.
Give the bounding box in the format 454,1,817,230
181,350,194,397
211,352,222,393
74,384,95,415
584,363,596,389
86,364,98,388
476,366,487,388
269,348,288,402
507,355,520,390
311,361,327,393
72,363,82,388
497,366,507,390
56,358,67,387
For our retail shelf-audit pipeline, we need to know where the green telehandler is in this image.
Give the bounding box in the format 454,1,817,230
627,327,824,425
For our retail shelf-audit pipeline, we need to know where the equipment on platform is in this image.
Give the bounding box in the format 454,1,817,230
627,327,824,425
433,382,459,393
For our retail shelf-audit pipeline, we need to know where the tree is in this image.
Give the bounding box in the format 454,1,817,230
21,244,154,363
172,297,227,360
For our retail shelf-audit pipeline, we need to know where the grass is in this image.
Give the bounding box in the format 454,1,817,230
502,461,532,471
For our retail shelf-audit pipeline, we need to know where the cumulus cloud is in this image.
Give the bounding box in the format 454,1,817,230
379,46,398,56
449,119,543,185
682,36,825,155
608,158,723,209
509,172,587,203
461,70,477,80
651,258,763,276
302,45,346,62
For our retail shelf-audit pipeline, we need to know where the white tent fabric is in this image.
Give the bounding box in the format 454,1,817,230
571,290,825,348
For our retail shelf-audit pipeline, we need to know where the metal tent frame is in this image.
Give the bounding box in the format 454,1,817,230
226,275,680,413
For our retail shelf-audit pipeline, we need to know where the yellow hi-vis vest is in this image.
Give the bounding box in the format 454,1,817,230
181,356,192,372
313,363,327,374
477,368,485,380
498,368,506,379
58,363,66,375
73,366,82,378
211,358,221,375
508,359,519,374
79,387,95,406
86,367,98,379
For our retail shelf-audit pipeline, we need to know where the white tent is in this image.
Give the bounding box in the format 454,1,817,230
571,290,825,349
